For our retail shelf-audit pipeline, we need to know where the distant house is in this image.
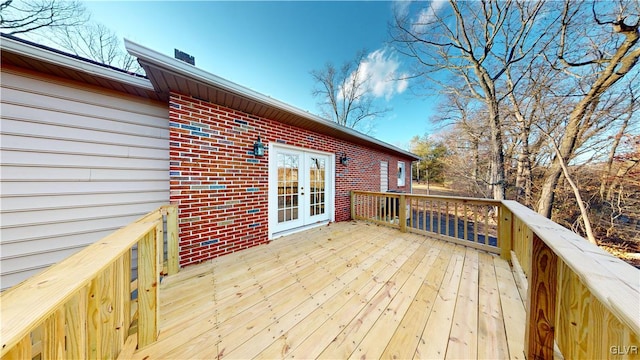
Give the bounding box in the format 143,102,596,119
0,34,419,289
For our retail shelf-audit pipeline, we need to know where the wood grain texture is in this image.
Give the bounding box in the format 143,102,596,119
165,205,179,275
64,287,88,360
399,194,407,233
0,221,156,356
495,256,526,359
99,264,116,358
477,252,509,360
42,308,65,359
87,276,101,359
526,234,557,360
137,230,159,348
0,206,173,359
129,222,521,360
445,247,479,360
1,336,31,360
499,205,513,262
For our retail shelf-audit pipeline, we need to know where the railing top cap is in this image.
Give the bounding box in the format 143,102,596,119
0,220,160,356
501,200,640,335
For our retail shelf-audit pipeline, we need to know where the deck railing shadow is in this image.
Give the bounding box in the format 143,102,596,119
0,205,178,359
351,191,640,359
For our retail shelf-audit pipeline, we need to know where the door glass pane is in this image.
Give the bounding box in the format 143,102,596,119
278,153,299,223
309,157,326,216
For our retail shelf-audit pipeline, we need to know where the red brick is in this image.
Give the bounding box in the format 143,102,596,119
170,92,413,267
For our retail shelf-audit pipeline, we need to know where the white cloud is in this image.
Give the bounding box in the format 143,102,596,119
339,48,408,101
392,0,411,18
412,0,448,33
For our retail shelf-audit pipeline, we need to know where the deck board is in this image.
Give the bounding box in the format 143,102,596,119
414,244,467,359
477,252,510,359
133,221,525,359
445,247,479,359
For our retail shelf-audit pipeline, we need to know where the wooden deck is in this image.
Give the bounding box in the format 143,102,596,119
132,221,526,359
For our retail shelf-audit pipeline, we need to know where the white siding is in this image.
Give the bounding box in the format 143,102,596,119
0,68,169,290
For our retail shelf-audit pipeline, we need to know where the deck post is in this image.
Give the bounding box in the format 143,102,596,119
350,191,356,220
525,234,557,360
165,205,179,275
155,219,163,275
399,194,407,233
498,204,513,262
138,227,160,348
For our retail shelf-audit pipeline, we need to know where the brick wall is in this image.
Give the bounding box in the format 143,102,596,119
169,93,413,267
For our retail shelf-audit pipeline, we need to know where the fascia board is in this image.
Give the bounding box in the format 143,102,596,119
124,39,419,161
1,36,154,91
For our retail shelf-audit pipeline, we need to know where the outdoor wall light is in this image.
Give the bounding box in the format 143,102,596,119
253,136,265,156
339,152,349,166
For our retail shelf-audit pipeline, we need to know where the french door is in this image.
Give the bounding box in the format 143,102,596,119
270,146,332,235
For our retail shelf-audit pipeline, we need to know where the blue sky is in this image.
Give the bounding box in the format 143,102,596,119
83,1,439,149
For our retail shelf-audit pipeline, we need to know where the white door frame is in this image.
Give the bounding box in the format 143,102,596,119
268,143,335,239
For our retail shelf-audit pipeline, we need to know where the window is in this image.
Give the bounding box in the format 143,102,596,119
397,161,405,187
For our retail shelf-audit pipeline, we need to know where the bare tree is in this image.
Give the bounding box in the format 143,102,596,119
51,22,141,73
392,0,549,200
0,0,87,35
600,81,638,197
537,0,640,218
432,91,487,190
311,50,390,131
538,126,598,244
1,0,141,73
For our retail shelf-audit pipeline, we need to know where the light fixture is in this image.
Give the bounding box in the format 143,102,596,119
253,136,265,156
339,152,349,166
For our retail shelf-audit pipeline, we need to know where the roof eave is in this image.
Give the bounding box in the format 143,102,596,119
1,34,155,91
124,39,419,161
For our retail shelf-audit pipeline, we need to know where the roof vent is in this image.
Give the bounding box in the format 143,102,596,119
174,49,195,65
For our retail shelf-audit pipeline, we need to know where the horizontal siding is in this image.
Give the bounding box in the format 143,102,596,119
1,180,168,196
1,117,168,149
1,149,168,169
0,191,167,212
1,133,167,159
0,68,169,290
1,202,167,232
0,165,168,182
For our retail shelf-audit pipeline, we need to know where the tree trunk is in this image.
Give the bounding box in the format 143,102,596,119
548,135,598,244
515,126,533,206
537,110,581,218
472,138,479,183
488,100,506,200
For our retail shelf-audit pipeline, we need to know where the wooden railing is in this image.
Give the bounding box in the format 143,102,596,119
502,200,640,360
351,191,640,359
351,191,504,256
0,205,178,360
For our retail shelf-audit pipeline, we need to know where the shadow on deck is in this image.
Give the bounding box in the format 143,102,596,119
133,221,525,359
